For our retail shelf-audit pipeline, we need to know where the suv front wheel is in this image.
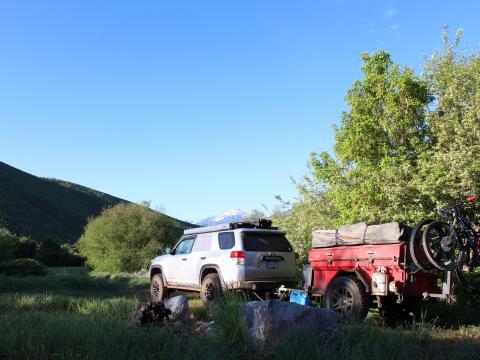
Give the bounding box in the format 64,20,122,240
200,273,222,306
150,274,167,303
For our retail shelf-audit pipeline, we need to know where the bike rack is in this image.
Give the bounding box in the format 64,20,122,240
422,270,452,299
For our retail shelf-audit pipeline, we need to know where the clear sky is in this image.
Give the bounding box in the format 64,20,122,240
1,1,479,222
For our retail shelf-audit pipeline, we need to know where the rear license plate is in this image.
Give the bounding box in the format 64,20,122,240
266,261,279,269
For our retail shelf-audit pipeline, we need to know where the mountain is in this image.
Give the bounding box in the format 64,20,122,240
0,161,194,243
195,209,248,226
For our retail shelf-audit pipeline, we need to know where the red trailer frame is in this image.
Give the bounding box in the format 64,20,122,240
304,242,452,322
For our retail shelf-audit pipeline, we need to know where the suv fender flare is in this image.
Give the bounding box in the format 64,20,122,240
199,265,227,290
150,265,168,286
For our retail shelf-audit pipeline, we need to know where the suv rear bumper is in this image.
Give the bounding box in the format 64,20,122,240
226,280,298,291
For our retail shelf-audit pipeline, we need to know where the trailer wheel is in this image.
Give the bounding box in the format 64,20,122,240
325,276,369,319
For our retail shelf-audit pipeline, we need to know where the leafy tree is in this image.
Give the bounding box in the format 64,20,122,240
78,203,179,272
310,50,431,226
419,28,480,208
0,228,20,261
36,238,84,267
15,236,38,259
241,209,268,223
272,181,337,263
274,29,480,260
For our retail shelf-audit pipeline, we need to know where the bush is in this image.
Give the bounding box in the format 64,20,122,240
0,258,47,276
78,203,179,272
0,228,39,261
0,228,20,261
16,236,38,259
37,238,84,267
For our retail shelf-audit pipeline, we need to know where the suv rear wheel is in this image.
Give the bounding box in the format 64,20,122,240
324,276,369,319
150,274,167,303
200,273,222,306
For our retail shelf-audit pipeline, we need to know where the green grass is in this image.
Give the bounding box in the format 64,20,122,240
1,268,480,359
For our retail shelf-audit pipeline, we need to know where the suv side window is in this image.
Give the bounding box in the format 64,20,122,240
218,232,235,250
192,233,212,252
174,237,195,255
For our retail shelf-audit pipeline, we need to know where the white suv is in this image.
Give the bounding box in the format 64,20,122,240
149,220,298,305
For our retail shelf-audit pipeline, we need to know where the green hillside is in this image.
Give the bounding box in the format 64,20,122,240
0,161,193,243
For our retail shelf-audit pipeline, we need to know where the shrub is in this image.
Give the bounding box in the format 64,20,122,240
16,236,38,259
0,258,47,276
0,228,21,261
0,229,39,261
36,238,84,267
78,203,179,272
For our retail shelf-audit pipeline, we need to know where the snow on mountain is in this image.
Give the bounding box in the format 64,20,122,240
195,209,248,226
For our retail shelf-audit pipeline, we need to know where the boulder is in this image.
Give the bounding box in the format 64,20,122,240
241,300,340,347
164,295,190,323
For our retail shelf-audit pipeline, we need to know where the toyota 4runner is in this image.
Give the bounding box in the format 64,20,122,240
149,220,298,305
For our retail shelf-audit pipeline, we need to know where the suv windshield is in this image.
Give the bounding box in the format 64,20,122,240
242,232,292,252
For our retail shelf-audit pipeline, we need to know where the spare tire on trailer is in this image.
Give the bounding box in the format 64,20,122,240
324,276,370,319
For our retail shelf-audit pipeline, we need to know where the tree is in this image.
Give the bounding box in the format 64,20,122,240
78,203,179,272
310,50,432,225
36,238,84,267
419,28,480,209
274,30,480,260
0,228,20,262
15,236,38,259
241,209,268,223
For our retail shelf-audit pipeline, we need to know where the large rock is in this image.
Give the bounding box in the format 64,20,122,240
164,295,190,323
241,300,340,347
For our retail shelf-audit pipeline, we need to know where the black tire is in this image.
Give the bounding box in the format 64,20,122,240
150,274,167,303
324,276,370,319
200,273,222,307
422,221,463,271
410,219,435,271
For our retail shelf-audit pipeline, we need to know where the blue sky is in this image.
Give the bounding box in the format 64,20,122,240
1,1,479,222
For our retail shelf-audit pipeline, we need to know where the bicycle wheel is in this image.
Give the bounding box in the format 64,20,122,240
409,219,435,271
422,221,464,270
455,249,480,291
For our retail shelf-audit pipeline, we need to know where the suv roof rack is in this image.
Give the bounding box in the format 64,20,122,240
184,219,278,235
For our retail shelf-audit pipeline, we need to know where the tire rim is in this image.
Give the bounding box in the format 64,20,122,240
331,287,354,316
152,281,159,298
204,282,214,300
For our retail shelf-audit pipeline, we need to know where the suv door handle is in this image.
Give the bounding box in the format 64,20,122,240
200,256,206,260
181,258,187,261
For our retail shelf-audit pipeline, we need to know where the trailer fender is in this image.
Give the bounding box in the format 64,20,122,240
354,269,371,293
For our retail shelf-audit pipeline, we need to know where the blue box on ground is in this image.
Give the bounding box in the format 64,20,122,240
289,291,310,306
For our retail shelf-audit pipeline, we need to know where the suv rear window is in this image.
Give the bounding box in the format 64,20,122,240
242,232,292,252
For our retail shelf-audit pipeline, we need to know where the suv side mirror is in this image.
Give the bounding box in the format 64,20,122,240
165,247,172,255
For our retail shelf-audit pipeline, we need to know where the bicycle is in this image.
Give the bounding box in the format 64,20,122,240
410,195,480,290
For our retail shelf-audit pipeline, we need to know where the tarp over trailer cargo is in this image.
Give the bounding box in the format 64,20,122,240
312,222,412,248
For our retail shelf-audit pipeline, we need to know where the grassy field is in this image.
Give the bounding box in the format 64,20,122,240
0,268,480,359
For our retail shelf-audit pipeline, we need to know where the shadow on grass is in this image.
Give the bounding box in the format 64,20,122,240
0,267,150,298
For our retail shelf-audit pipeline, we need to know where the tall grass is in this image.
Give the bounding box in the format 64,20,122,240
0,268,479,359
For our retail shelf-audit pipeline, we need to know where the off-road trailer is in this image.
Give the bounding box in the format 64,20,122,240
278,239,453,324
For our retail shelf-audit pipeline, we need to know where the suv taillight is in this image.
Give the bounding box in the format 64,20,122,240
230,251,245,265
